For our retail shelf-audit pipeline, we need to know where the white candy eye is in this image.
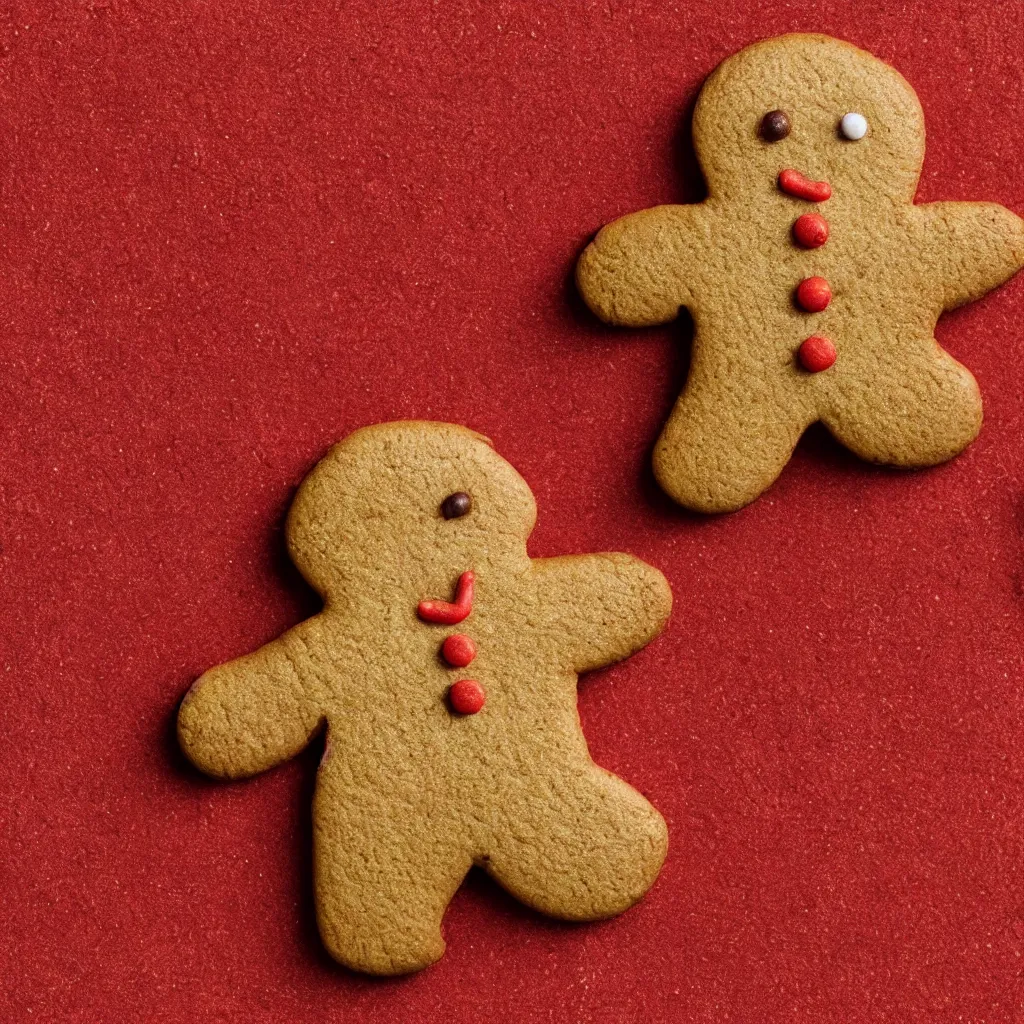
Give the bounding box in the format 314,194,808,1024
840,112,868,140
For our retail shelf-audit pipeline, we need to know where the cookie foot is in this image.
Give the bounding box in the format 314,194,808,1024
312,779,471,976
484,767,667,920
653,387,810,513
824,355,982,467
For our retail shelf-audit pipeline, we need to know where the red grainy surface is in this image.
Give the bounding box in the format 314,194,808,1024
0,2,1021,1021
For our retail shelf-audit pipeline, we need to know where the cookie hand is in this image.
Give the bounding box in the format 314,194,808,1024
576,206,705,326
917,201,1024,310
178,621,325,779
533,553,671,674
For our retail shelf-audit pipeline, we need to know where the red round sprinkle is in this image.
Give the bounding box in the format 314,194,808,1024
442,633,477,668
796,276,832,312
793,213,829,248
448,679,485,715
798,335,837,372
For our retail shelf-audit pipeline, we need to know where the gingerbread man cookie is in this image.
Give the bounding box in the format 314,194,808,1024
178,422,672,975
576,33,1024,513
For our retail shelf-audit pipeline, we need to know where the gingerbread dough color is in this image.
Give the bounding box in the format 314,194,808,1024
576,34,1024,513
178,422,672,975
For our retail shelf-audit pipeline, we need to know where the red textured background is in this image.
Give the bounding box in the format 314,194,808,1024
1,2,1022,1021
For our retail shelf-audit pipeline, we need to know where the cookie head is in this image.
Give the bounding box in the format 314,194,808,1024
694,34,925,204
285,422,537,595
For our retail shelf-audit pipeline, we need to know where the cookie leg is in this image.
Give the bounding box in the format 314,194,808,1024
653,384,810,513
312,775,471,975
823,354,982,466
483,767,667,920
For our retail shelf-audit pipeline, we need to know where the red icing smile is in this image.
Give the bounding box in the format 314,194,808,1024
778,168,832,202
418,570,474,624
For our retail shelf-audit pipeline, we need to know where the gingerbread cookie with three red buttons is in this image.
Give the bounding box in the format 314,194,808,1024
178,421,672,975
576,33,1024,513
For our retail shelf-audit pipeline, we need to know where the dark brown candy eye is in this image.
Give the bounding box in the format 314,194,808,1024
759,109,791,142
441,492,472,519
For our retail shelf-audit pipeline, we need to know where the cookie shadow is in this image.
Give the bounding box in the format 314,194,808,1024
791,420,922,493
265,483,323,623
670,87,709,206
793,421,869,477
457,865,587,935
557,86,717,525
165,488,322,781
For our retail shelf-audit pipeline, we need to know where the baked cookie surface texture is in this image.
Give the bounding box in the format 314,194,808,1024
576,33,1024,513
178,421,672,975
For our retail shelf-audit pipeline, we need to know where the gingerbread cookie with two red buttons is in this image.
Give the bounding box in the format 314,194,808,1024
576,33,1024,513
178,421,672,975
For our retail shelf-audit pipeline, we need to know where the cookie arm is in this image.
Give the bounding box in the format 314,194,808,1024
576,205,706,326
533,554,672,674
177,619,326,780
916,202,1024,309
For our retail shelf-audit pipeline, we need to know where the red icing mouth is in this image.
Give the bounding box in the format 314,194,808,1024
418,570,475,624
778,169,832,202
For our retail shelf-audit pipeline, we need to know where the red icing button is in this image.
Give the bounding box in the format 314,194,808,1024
448,679,485,715
793,212,829,248
418,571,474,625
798,335,837,372
796,276,832,312
778,168,832,203
442,633,477,668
